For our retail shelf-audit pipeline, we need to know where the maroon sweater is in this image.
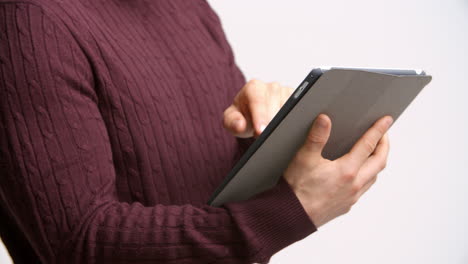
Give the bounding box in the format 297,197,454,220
0,0,316,263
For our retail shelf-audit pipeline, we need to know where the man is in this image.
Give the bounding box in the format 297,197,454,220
0,0,390,263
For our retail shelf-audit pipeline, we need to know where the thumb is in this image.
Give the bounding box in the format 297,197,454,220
302,114,332,156
223,104,253,138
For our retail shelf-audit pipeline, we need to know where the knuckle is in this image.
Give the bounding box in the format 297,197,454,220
270,82,281,90
340,167,357,182
245,88,264,104
247,79,259,87
247,79,262,92
306,132,327,144
342,173,355,182
374,124,387,136
350,182,361,194
363,138,376,153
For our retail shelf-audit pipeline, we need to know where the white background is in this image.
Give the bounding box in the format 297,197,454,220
1,0,467,263
206,0,468,263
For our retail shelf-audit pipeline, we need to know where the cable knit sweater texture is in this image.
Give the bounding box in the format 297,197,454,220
0,0,316,263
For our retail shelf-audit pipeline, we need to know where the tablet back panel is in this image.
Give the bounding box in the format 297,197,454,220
209,69,432,206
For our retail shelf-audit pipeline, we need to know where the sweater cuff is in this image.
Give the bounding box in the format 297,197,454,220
224,176,317,262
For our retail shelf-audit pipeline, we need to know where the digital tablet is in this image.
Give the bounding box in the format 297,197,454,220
208,67,432,207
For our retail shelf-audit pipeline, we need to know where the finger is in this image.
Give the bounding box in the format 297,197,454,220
281,86,294,105
356,173,378,199
223,104,253,137
371,132,389,161
245,80,269,136
301,114,332,157
264,83,292,131
355,133,389,187
344,115,393,167
267,82,282,124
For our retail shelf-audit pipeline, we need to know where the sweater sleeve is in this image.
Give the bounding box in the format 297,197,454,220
0,3,316,264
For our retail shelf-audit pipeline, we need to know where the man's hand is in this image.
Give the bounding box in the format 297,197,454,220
223,79,294,138
284,114,392,228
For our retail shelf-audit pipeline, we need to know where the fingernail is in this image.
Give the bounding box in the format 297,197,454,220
316,115,328,128
386,116,394,127
259,124,267,133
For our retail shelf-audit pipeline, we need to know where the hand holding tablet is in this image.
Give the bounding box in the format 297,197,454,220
283,113,392,227
210,67,432,207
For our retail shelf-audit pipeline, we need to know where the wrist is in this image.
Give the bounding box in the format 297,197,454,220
282,175,320,228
